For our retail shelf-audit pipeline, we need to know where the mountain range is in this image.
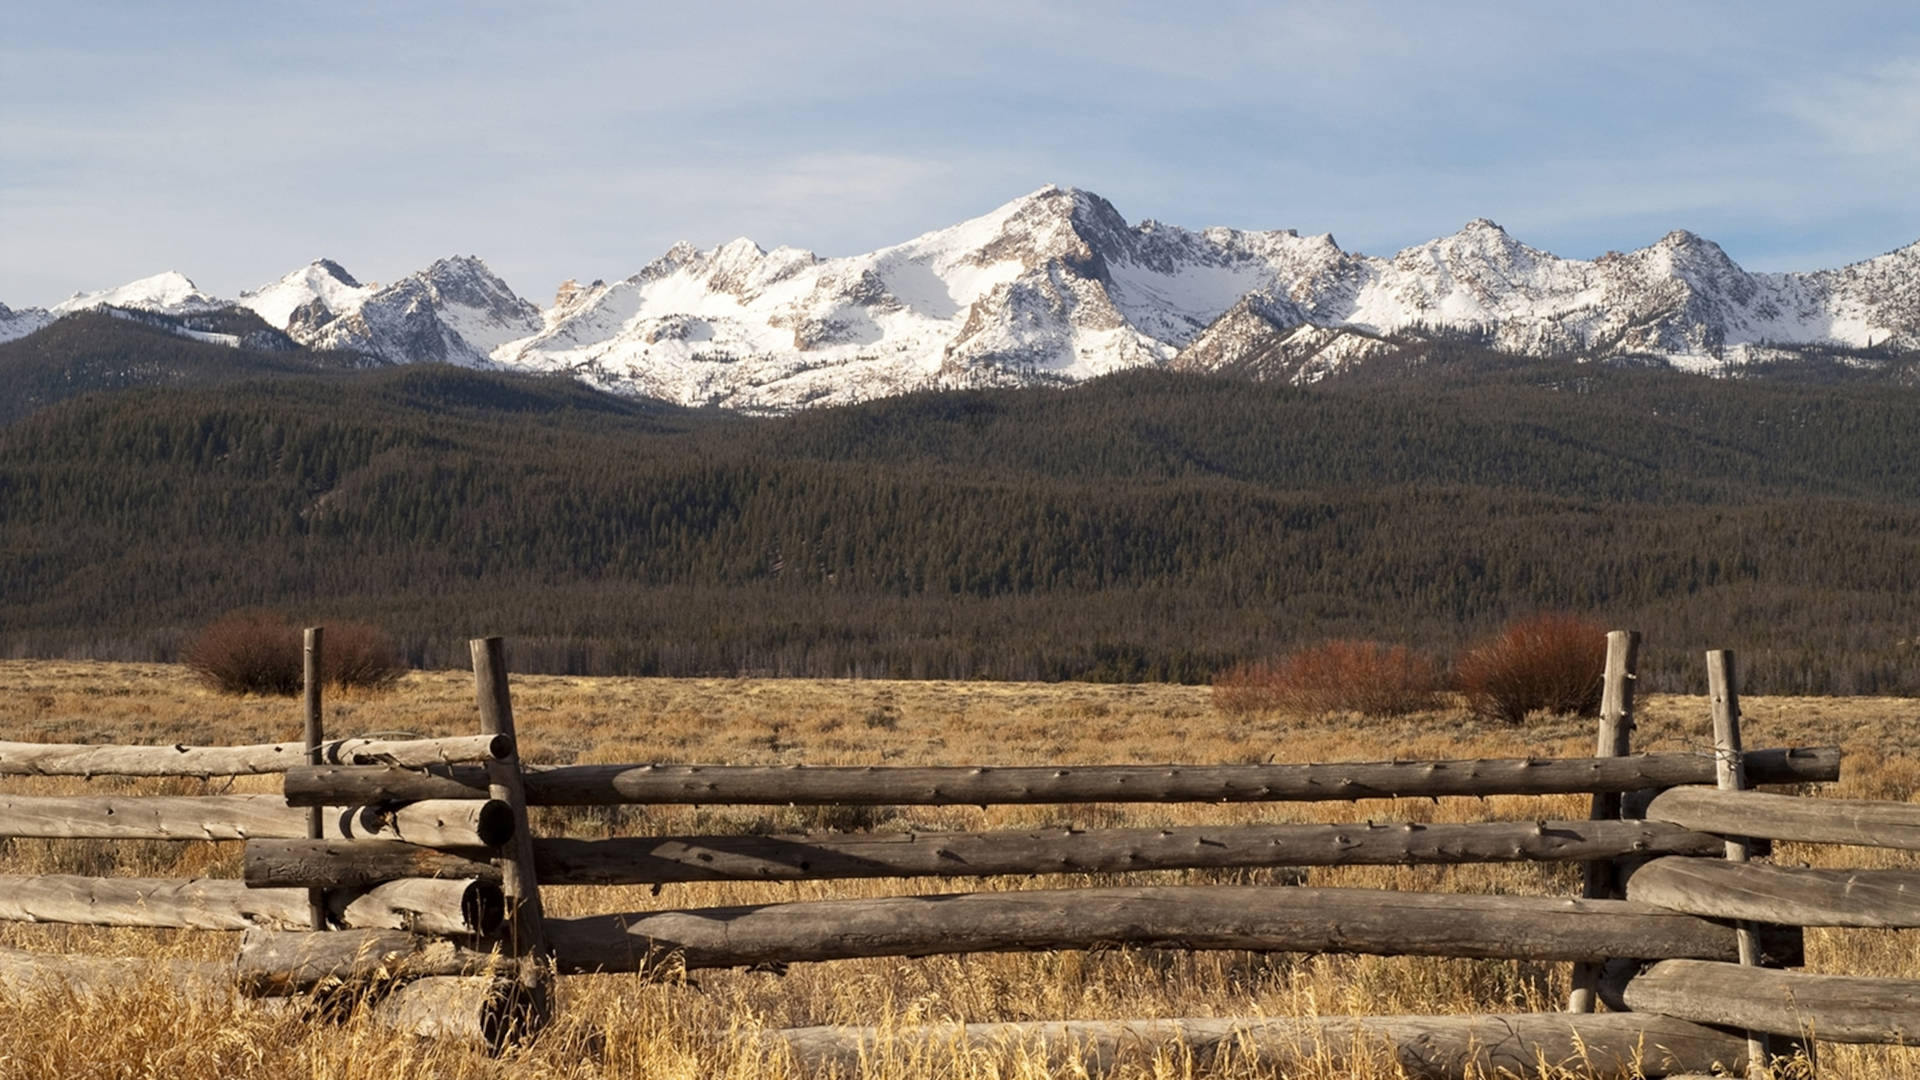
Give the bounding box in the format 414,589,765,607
8,185,1919,410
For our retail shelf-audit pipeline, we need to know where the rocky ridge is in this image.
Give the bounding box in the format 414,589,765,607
10,186,1920,408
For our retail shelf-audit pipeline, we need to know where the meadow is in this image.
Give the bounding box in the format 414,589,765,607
1,659,1916,1079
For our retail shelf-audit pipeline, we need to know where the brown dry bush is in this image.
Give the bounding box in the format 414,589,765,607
1212,640,1444,717
182,612,403,696
1455,613,1608,724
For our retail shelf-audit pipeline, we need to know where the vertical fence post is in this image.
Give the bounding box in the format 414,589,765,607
1708,649,1775,1079
302,626,328,932
1569,629,1640,1012
471,636,551,1040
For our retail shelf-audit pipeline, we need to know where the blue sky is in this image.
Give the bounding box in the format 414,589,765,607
6,2,1919,307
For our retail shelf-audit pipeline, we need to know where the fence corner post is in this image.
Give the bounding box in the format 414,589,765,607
1570,628,1640,1013
471,635,553,1045
302,626,328,932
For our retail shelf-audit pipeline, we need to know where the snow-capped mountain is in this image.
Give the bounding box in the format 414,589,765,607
50,271,227,318
236,259,373,332
0,302,55,345
12,186,1920,408
247,256,542,367
486,186,1920,407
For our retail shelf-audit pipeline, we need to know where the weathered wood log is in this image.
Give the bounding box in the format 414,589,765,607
1573,629,1641,1013
1705,648,1771,1075
304,627,328,931
1628,857,1920,928
1624,959,1920,1045
0,794,513,845
0,873,503,935
1647,785,1920,850
369,975,527,1051
471,635,550,1034
243,820,1725,889
0,734,514,778
0,945,233,1000
763,1012,1750,1079
236,926,506,995
280,745,1843,808
532,819,1726,885
237,885,1801,993
246,838,500,888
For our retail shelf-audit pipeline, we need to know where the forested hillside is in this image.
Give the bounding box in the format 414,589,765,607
4,346,1918,692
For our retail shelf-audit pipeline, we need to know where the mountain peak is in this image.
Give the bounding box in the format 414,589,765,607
52,270,222,316
312,258,361,288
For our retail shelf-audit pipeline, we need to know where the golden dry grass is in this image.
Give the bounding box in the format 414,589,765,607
0,659,1917,1078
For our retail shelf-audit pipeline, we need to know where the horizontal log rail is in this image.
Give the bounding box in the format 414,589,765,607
0,794,513,846
1628,857,1920,928
235,884,1802,994
245,819,1725,889
762,1013,1753,1079
1622,959,1920,1045
0,734,513,778
1646,786,1920,850
280,746,1841,808
0,873,502,936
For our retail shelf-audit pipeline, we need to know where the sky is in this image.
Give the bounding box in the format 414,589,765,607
6,1,1920,308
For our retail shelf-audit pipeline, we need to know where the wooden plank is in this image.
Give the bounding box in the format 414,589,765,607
1646,786,1920,850
235,885,1801,993
763,1012,1751,1079
280,745,1844,808
1624,959,1920,1045
471,635,549,1033
0,734,513,778
0,873,501,935
1572,628,1641,1012
243,820,1725,889
0,793,512,845
1629,857,1920,928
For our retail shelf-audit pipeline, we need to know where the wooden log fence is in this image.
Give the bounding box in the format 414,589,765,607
245,818,1726,889
0,733,513,777
233,885,1806,994
18,629,1920,1078
0,873,502,935
1622,959,1920,1045
761,1013,1755,1080
0,793,513,845
280,745,1842,807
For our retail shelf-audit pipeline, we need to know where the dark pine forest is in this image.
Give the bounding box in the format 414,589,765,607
5,313,1919,693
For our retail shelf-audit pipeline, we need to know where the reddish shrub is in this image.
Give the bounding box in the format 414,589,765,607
322,621,405,691
183,612,404,696
1213,639,1445,717
1455,613,1608,724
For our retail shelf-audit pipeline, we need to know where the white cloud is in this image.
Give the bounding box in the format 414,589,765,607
1778,60,1920,162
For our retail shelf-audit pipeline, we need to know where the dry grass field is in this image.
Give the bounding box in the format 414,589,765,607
1,659,1917,1079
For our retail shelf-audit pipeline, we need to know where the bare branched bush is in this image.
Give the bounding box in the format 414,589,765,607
322,621,406,691
181,611,302,696
1213,639,1444,717
1455,613,1608,724
182,612,403,696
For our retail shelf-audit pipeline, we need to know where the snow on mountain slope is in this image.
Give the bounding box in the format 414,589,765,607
237,259,374,332
498,184,1920,408
492,186,1347,408
0,303,55,344
50,271,226,317
18,186,1920,406
276,256,542,367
